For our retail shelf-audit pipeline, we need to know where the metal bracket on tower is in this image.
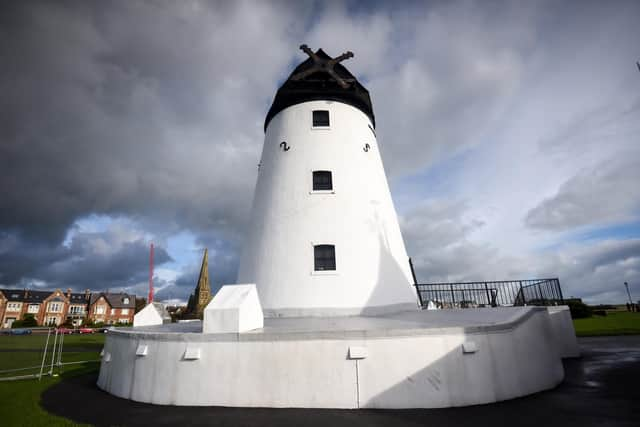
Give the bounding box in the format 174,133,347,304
279,141,290,151
291,45,355,89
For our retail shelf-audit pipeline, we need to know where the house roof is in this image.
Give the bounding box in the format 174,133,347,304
26,290,56,303
0,289,25,302
0,288,132,307
90,292,136,309
68,293,90,305
0,289,52,303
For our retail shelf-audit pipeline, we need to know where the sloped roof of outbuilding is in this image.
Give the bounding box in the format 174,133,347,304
151,302,172,321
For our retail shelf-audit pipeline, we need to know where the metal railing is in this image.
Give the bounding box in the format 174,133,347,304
0,327,101,382
414,278,564,309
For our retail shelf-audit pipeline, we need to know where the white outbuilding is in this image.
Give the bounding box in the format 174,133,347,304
133,302,171,327
203,284,263,333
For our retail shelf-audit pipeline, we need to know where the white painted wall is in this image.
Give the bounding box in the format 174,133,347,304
237,100,418,317
133,303,171,327
547,306,580,358
203,284,264,333
97,308,565,408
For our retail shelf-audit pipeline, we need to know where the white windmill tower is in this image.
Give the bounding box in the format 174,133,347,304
238,45,418,317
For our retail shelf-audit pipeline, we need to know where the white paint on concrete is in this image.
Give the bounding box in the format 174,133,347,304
97,307,569,408
133,302,171,327
237,101,418,317
203,284,264,333
547,305,580,358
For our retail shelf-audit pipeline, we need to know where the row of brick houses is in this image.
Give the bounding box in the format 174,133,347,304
0,288,137,328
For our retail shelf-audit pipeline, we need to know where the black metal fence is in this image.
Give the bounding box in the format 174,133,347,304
414,278,564,309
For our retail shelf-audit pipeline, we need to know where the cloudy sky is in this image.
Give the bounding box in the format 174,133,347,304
1,0,639,305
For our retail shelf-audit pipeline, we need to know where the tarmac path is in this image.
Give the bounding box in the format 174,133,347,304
42,336,640,427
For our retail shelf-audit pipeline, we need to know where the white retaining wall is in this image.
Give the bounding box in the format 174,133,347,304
97,307,566,408
547,306,580,358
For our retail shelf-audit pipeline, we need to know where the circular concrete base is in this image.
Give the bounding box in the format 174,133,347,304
97,307,566,408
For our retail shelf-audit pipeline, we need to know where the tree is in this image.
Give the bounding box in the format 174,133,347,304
566,299,592,319
12,314,37,328
135,297,147,313
21,314,38,327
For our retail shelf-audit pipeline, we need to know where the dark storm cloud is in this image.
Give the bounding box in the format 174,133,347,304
0,227,171,291
168,235,239,301
0,0,309,290
0,232,69,286
0,1,310,243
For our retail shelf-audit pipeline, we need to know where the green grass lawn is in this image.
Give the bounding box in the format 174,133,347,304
0,332,104,426
573,311,640,336
0,333,104,375
0,362,97,426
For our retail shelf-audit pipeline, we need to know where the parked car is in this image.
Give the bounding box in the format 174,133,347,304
56,327,74,334
78,327,94,334
10,328,33,335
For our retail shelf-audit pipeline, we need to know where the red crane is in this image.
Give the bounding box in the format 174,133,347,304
148,243,154,304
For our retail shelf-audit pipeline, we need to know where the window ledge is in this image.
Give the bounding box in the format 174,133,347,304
311,270,339,276
310,126,331,131
309,190,335,195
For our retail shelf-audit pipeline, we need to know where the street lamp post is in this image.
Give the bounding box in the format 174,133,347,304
624,282,633,305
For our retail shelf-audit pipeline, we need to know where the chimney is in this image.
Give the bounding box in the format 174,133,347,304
85,289,90,299
24,289,29,298
66,288,72,298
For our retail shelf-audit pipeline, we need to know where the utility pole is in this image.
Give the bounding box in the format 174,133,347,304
624,281,633,305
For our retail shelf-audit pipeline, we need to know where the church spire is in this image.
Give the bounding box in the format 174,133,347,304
197,248,209,293
186,248,212,318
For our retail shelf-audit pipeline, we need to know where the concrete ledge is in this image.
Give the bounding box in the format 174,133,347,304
111,307,545,342
547,306,580,358
98,307,565,408
263,302,420,318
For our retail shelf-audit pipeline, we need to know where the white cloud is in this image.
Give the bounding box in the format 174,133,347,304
525,153,640,231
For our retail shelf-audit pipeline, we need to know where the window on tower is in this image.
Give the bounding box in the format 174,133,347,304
314,245,336,271
312,171,333,191
312,110,330,127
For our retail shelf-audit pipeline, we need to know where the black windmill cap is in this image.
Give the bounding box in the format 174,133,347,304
264,47,375,132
